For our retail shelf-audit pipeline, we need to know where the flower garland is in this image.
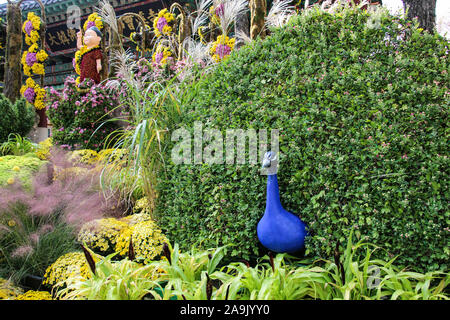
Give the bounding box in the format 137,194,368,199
21,12,47,110
74,13,103,86
20,77,47,110
153,8,175,38
152,44,172,67
210,34,235,63
83,12,103,31
22,12,41,46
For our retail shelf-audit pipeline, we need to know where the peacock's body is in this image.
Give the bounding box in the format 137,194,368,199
257,151,307,253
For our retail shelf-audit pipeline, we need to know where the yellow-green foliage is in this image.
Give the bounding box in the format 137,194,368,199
35,137,52,160
0,278,23,300
0,154,45,188
15,290,52,300
42,252,95,289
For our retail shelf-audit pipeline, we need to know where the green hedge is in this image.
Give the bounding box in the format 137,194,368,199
0,94,35,143
155,7,449,272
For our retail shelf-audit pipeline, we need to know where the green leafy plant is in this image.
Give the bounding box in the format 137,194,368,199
56,250,160,300
0,134,37,156
0,94,35,144
156,5,450,271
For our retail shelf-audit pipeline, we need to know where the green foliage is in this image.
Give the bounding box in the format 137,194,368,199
0,153,45,189
57,238,448,300
156,7,450,271
0,202,79,285
46,77,124,152
0,134,37,156
0,94,35,143
56,251,159,300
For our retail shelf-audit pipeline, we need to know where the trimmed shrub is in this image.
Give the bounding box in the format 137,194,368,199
155,7,449,272
0,94,35,143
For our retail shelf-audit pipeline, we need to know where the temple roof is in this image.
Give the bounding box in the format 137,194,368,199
0,0,100,17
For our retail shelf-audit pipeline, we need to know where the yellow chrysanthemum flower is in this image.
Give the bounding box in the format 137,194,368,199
210,35,235,63
152,44,172,66
36,50,48,62
7,177,15,185
31,63,45,75
15,290,52,300
12,166,20,172
153,9,175,38
43,252,95,289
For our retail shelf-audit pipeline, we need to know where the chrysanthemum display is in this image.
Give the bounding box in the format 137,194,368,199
210,34,235,62
152,44,172,67
43,252,94,289
83,12,103,31
153,8,175,38
77,218,129,255
21,12,48,110
22,12,41,46
15,290,52,300
130,220,169,264
20,77,47,110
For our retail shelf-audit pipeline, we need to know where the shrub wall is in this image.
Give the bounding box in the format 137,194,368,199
156,7,449,272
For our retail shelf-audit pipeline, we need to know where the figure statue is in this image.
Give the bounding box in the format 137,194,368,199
76,26,103,84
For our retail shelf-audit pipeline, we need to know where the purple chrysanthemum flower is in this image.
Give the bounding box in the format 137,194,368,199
24,87,36,103
26,52,37,67
25,21,34,35
157,17,168,33
154,51,164,64
86,21,96,29
216,44,232,59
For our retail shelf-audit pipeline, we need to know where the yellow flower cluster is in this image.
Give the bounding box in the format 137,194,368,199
15,290,52,300
0,278,23,300
43,252,94,288
22,12,41,46
152,44,172,67
21,12,47,110
35,138,52,160
153,9,175,38
210,35,236,63
83,12,103,31
132,197,151,215
77,218,130,254
20,77,47,110
70,149,101,165
131,220,169,264
209,5,221,26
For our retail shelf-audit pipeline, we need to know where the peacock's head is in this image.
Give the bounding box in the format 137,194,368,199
262,151,277,169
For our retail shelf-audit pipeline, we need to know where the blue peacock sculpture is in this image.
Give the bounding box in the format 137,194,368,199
257,151,307,253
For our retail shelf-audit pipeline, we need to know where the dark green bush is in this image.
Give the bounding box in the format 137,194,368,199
0,94,35,143
155,7,449,272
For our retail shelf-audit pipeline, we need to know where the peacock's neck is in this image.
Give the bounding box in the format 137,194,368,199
266,174,282,213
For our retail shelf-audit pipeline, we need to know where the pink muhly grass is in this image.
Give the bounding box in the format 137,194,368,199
1,147,124,233
11,245,34,259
